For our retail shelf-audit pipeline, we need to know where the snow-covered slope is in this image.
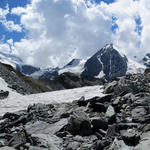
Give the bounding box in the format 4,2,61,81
0,52,23,67
0,77,104,115
127,58,146,74
59,59,86,75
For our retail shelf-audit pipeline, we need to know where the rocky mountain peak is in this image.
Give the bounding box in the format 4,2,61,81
82,44,128,80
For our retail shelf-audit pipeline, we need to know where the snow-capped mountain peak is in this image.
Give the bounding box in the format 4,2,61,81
59,58,86,75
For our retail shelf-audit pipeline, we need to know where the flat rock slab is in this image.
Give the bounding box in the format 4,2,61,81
25,119,68,135
0,147,16,150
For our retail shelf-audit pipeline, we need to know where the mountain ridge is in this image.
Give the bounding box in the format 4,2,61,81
0,44,148,81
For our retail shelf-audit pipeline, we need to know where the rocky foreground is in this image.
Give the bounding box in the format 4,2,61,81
1,71,150,149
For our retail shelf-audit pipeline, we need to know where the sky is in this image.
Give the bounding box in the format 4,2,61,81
0,0,149,68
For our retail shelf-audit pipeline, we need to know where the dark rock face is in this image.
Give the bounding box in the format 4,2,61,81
0,63,37,94
82,44,128,80
0,90,9,99
54,72,104,89
143,53,150,68
67,111,92,136
16,65,40,75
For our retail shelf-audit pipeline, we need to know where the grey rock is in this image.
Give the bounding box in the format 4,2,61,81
26,119,68,135
67,111,92,136
31,134,62,150
121,130,140,146
91,117,108,131
104,81,117,94
132,106,147,123
67,141,80,150
29,146,48,150
105,105,115,118
0,147,16,150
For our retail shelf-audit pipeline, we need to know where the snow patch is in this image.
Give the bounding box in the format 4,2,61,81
59,59,86,75
127,58,146,74
0,77,104,115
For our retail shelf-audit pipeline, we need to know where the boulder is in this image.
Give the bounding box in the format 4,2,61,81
91,117,108,131
0,90,9,99
67,141,80,150
90,102,107,113
121,131,140,146
67,111,92,136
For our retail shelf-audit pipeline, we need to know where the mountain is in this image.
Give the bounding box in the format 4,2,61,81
82,44,128,80
16,64,40,75
143,53,150,67
0,45,148,81
59,59,86,75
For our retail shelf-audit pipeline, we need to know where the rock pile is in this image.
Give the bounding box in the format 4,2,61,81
1,72,150,149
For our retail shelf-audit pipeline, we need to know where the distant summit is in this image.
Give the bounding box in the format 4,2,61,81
82,44,128,80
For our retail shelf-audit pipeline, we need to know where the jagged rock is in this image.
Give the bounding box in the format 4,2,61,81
7,127,29,149
67,111,92,136
91,117,108,131
90,102,107,113
88,95,113,104
25,119,68,135
105,105,116,124
27,103,55,121
121,130,140,146
77,96,88,107
72,135,84,142
0,90,9,99
106,124,117,138
134,131,150,150
96,139,111,150
67,141,80,150
105,105,115,118
0,116,27,132
104,81,117,94
143,124,150,132
117,123,139,130
3,111,26,121
108,138,128,150
132,106,147,123
31,134,62,150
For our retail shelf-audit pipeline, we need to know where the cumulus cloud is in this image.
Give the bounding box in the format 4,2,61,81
0,5,22,32
11,0,113,67
2,0,150,67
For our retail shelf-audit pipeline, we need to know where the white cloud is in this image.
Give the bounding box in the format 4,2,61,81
2,20,22,32
0,5,9,19
1,0,150,68
11,7,27,16
11,0,113,67
0,5,22,32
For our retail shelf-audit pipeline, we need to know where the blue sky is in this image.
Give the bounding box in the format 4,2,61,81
0,0,30,43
